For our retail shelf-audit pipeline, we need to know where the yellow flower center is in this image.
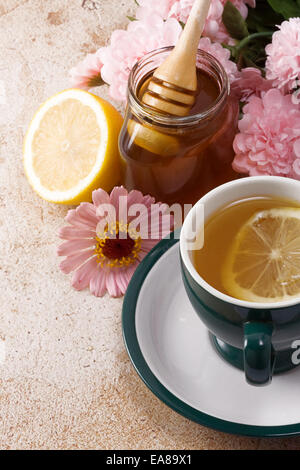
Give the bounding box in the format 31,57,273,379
95,221,141,268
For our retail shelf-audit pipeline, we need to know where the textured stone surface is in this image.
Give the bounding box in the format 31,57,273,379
0,0,299,450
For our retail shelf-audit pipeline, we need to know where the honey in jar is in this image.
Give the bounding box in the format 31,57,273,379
119,47,240,206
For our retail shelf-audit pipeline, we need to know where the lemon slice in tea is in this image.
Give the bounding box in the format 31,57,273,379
222,208,300,303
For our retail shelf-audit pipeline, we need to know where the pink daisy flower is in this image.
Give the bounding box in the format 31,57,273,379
69,51,104,90
232,89,300,179
266,18,300,93
57,187,173,297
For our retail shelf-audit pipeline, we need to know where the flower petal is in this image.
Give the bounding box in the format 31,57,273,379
105,270,122,297
110,186,129,219
92,188,111,207
140,239,159,251
71,258,98,291
57,238,96,257
90,269,107,297
127,189,146,209
58,226,95,240
294,139,300,158
123,264,137,286
65,203,98,228
115,268,131,294
76,203,99,225
59,249,95,274
64,209,88,228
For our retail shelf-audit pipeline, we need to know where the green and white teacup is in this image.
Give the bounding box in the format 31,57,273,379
180,176,300,386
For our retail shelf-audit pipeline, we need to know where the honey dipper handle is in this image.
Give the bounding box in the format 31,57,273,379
154,0,211,91
178,0,211,57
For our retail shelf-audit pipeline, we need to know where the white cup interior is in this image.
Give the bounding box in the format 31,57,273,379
180,176,300,309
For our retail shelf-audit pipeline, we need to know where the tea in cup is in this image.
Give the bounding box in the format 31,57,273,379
180,176,300,386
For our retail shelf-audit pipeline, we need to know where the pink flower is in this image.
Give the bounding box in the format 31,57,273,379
97,21,237,102
98,16,182,101
69,51,104,90
232,89,300,179
168,0,195,24
266,18,300,93
136,0,175,21
198,37,238,83
57,187,173,297
231,67,274,102
167,0,256,44
68,1,247,101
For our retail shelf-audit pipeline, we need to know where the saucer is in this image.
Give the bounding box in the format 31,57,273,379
122,234,300,437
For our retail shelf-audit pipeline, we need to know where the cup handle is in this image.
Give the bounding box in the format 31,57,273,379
243,322,275,386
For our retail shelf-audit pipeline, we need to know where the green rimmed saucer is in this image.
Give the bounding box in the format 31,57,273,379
122,233,300,437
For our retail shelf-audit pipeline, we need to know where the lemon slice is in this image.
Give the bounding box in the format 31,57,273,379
23,89,123,204
127,119,179,157
222,208,300,303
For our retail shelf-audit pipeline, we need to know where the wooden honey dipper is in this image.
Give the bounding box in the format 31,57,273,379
142,0,212,117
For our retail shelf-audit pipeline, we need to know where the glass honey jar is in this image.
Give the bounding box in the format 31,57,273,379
119,47,239,206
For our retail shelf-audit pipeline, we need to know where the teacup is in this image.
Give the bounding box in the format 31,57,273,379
180,176,300,386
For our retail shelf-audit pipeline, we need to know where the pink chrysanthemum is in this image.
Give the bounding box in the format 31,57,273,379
69,51,104,90
198,37,238,83
266,18,300,93
69,1,246,100
98,16,182,101
57,187,173,297
231,67,273,102
167,0,256,44
96,23,237,101
136,0,174,21
232,89,300,179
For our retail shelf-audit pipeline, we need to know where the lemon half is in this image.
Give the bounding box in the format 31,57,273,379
222,208,300,303
23,89,123,204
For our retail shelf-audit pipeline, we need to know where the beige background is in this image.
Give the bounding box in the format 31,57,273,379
0,0,299,450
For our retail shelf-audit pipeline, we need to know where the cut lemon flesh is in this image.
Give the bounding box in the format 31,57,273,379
24,89,123,204
222,208,300,303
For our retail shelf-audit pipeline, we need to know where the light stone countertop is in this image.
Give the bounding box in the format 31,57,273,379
0,0,299,450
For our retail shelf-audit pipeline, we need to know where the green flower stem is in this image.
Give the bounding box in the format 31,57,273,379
236,31,274,53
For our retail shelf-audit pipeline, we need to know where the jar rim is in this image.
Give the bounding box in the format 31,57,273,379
127,46,230,127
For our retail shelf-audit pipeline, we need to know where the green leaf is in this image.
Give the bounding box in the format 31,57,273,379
242,57,257,69
222,1,249,39
179,20,185,29
246,3,283,34
127,15,137,21
267,0,300,19
234,31,273,70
